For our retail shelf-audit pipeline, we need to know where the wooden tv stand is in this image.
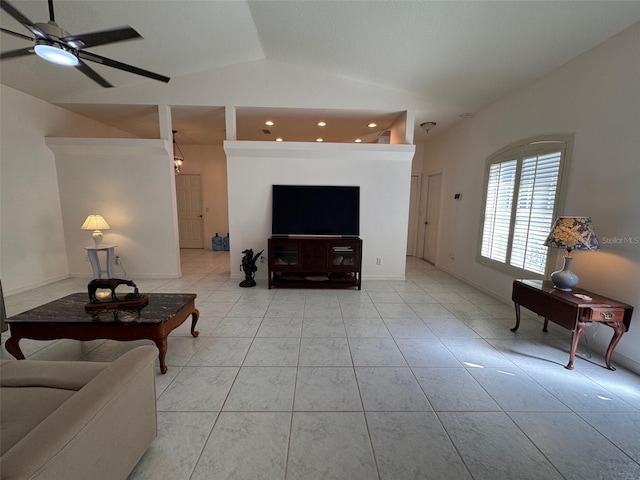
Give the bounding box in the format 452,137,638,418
268,236,362,290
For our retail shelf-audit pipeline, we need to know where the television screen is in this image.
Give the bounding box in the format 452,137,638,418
272,185,360,236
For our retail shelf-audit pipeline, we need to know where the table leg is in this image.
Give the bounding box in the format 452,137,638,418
154,336,169,374
604,322,625,370
543,318,549,333
510,303,521,332
87,251,101,279
190,309,200,337
5,336,25,360
566,322,590,370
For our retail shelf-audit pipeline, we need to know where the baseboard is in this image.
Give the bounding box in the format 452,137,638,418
4,274,70,296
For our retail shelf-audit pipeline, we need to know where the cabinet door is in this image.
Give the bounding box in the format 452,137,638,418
330,244,358,270
302,241,328,269
271,240,300,269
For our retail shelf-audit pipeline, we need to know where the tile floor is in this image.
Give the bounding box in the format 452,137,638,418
3,251,640,479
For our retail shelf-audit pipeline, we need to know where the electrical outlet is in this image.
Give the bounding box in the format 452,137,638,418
115,256,120,265
376,258,382,265
449,253,455,261
260,256,265,264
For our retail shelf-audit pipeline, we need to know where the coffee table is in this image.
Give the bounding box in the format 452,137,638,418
5,293,199,374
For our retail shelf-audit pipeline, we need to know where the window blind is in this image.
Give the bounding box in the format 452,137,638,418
510,151,561,274
478,137,569,278
481,159,517,262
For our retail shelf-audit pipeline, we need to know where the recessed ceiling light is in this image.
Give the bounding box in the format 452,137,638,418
355,139,362,143
316,138,324,142
367,123,377,128
275,137,283,142
265,120,274,126
317,121,326,127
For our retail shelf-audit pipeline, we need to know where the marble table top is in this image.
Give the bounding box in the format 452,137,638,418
8,293,197,324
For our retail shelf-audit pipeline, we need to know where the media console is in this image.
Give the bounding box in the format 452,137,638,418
268,236,362,290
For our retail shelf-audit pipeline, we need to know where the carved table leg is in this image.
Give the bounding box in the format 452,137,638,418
566,322,590,370
4,336,25,360
604,322,625,370
154,336,169,374
190,308,200,338
543,317,549,333
510,303,521,332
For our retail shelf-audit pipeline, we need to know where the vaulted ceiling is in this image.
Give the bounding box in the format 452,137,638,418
2,1,639,144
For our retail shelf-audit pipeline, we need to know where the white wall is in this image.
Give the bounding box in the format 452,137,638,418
46,138,181,279
225,141,415,281
422,23,640,372
0,86,138,294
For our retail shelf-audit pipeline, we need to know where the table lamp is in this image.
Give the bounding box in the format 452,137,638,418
81,215,111,247
543,216,600,291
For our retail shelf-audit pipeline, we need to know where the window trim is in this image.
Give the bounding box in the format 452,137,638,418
476,134,574,278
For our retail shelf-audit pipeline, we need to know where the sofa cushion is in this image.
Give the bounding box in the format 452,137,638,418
1,387,75,456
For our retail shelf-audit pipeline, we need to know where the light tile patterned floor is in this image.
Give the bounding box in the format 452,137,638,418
3,251,640,479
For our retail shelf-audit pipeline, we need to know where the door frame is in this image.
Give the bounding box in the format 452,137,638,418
416,170,443,263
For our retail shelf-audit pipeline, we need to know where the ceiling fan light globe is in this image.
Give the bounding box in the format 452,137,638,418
34,44,78,66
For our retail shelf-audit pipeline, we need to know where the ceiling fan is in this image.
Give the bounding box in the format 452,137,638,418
0,0,170,87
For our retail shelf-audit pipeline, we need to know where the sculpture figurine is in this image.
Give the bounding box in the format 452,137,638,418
88,278,138,303
239,249,264,287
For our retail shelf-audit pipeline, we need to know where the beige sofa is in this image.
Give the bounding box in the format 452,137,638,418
0,345,157,480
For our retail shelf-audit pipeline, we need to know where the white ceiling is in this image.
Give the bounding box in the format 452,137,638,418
2,1,640,144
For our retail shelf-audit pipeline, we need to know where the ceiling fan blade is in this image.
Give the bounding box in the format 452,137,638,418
75,59,113,88
61,26,142,49
1,27,34,41
79,50,170,83
0,47,33,60
0,0,49,39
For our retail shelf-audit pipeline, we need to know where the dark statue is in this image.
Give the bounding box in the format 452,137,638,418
239,249,264,287
88,278,138,303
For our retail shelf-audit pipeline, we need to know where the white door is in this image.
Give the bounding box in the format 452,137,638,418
406,175,419,255
423,173,442,263
176,174,204,248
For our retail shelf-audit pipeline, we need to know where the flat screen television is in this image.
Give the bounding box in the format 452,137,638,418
272,185,360,236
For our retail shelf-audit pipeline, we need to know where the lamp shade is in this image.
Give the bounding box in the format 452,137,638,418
544,216,600,253
81,215,111,231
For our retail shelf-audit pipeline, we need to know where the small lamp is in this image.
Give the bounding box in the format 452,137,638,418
544,216,600,291
81,215,111,247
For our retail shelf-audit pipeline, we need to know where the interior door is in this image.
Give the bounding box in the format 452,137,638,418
175,174,204,248
406,175,419,255
422,173,442,263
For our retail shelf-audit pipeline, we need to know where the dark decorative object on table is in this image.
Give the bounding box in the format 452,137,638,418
239,249,264,287
86,278,148,311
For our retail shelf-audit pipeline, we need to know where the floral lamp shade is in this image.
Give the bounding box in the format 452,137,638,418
544,217,600,254
543,216,600,291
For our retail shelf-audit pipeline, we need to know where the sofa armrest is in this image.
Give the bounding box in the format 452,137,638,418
0,345,158,480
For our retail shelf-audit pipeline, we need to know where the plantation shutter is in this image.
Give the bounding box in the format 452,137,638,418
481,159,517,262
510,151,562,274
478,136,570,278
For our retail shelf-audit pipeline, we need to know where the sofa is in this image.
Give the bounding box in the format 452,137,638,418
0,345,157,480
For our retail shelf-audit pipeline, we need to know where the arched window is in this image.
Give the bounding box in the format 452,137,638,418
478,135,573,277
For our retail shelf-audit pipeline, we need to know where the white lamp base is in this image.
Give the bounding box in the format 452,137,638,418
550,256,579,291
92,230,103,247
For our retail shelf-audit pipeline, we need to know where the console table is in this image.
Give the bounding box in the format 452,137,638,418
5,293,199,374
268,236,362,289
85,244,116,279
511,279,633,370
